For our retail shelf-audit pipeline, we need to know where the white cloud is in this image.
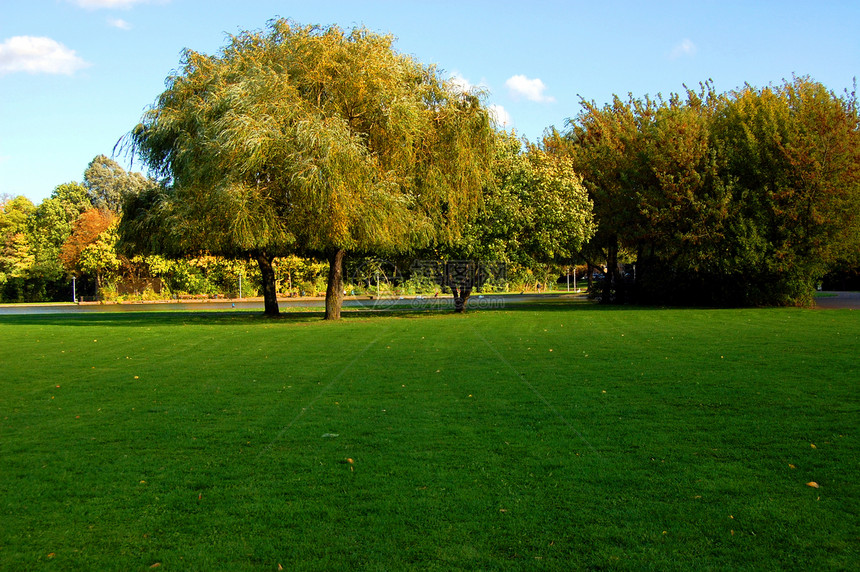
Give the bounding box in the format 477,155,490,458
450,73,474,94
489,104,512,128
505,74,555,103
0,36,91,76
108,17,132,30
670,38,697,59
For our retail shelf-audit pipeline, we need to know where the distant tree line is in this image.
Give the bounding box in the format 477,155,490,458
2,19,856,312
0,146,588,305
0,156,333,303
548,77,859,306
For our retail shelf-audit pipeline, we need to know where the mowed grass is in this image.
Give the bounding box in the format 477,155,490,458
0,304,857,570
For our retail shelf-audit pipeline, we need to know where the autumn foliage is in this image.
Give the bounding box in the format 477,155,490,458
59,208,115,273
557,77,859,306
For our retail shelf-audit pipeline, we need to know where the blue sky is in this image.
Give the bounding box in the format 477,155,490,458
1,0,858,204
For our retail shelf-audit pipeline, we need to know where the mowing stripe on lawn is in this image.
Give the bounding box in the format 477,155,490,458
256,327,389,460
468,318,600,456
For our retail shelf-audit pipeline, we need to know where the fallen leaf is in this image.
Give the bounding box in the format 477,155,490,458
810,443,817,449
150,564,161,568
278,565,284,571
806,481,820,488
788,463,796,469
47,553,55,558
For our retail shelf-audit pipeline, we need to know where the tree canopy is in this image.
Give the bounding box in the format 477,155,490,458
446,132,593,288
83,154,151,214
557,77,859,306
120,19,495,318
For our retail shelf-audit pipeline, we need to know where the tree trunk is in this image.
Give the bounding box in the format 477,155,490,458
602,237,618,304
452,285,472,313
325,249,345,321
255,252,280,316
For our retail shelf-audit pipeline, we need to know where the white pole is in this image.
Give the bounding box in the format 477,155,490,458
72,276,76,303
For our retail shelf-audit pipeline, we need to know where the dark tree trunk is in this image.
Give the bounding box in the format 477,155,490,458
325,249,345,321
451,285,472,313
255,252,280,316
587,262,594,291
602,237,618,304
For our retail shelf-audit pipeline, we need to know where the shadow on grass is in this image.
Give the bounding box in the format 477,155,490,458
0,297,727,328
0,310,326,328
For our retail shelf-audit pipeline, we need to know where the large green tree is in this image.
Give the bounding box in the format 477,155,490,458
2,184,97,302
83,154,152,214
559,77,859,306
711,77,860,304
0,195,37,300
560,94,654,302
120,20,494,318
449,132,594,307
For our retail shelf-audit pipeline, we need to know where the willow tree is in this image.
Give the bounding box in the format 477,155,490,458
120,19,494,318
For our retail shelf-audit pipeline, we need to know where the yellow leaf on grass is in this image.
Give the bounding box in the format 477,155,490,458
810,443,817,449
806,481,820,488
788,464,796,469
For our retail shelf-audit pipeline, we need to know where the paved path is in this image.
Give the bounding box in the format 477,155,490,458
814,291,860,310
0,293,589,316
1,291,855,315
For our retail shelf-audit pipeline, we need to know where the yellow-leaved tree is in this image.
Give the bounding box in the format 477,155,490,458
119,20,495,318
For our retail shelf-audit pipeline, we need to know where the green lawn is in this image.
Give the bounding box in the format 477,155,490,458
1,303,857,570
